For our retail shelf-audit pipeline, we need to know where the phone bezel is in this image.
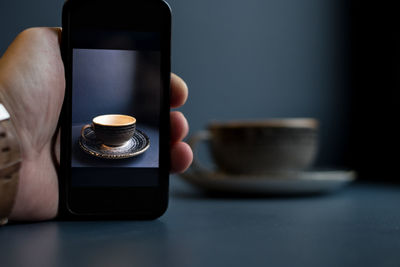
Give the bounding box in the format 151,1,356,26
59,0,171,219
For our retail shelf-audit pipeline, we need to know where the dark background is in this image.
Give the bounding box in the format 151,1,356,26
0,0,398,181
72,48,160,126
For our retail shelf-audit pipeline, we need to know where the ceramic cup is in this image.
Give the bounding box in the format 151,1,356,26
188,118,319,175
81,114,136,146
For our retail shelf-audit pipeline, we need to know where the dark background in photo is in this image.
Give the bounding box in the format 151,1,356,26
72,48,161,127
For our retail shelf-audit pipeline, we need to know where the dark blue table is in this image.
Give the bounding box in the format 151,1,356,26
1,177,400,267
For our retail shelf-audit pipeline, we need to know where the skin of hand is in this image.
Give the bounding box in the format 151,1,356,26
0,27,193,221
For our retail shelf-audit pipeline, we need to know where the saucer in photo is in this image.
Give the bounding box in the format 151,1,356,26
79,126,150,159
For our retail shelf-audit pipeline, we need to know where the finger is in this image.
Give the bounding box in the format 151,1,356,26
170,73,188,108
170,111,189,144
170,141,193,173
54,128,61,166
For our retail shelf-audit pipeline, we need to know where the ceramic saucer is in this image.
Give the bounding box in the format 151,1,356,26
179,170,356,195
79,126,150,159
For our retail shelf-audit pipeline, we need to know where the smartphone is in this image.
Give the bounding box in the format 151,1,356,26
59,0,171,219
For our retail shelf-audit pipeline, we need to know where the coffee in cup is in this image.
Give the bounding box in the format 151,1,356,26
188,118,318,175
81,114,136,146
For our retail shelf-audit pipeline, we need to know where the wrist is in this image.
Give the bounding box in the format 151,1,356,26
0,102,22,225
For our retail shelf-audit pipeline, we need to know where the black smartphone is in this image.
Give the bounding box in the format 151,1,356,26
59,0,171,219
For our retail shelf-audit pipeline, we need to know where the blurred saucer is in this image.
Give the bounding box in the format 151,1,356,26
79,126,150,159
179,170,356,195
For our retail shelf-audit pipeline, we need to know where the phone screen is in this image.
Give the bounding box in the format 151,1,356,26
69,29,163,187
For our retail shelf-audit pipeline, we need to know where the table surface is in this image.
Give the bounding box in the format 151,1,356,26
1,177,400,267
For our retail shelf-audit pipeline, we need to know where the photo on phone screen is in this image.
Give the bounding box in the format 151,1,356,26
70,30,162,187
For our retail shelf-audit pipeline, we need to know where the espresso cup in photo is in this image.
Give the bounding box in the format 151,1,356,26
188,118,318,175
81,114,136,146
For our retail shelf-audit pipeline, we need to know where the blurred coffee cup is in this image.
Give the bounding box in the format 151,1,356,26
188,118,318,176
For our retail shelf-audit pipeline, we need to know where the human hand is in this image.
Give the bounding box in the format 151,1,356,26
0,27,192,221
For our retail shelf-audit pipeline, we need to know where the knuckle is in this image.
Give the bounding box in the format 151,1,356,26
19,27,40,37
